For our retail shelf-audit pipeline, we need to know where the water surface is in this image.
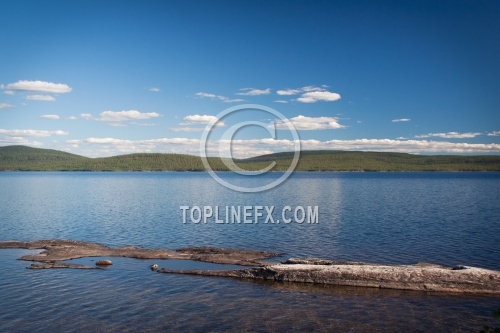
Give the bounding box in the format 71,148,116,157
1,172,499,332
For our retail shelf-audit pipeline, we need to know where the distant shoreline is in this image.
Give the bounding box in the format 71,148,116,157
2,146,500,172
1,170,499,173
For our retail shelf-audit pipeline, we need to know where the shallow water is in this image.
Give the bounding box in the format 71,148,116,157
1,172,499,332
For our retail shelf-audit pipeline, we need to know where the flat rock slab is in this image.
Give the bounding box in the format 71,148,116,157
27,262,97,269
159,261,500,295
3,241,500,294
0,239,280,266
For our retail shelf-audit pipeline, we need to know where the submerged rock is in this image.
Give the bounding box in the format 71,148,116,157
27,262,96,269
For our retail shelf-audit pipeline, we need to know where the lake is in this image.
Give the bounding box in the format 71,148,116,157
1,172,499,332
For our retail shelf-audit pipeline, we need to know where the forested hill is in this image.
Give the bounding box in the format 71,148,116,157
1,145,500,171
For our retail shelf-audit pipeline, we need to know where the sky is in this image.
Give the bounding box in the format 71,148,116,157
1,0,500,158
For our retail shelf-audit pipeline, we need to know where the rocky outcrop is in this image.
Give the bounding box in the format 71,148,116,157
159,261,500,295
3,240,500,294
95,259,112,266
0,239,279,266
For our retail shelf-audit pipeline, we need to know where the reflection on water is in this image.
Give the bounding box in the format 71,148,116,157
1,172,500,332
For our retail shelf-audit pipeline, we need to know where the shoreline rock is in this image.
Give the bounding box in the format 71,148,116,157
0,239,280,266
2,240,500,294
158,260,500,295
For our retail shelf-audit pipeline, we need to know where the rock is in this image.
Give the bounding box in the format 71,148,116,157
0,240,278,267
159,262,500,295
150,264,158,270
282,258,366,265
95,259,112,266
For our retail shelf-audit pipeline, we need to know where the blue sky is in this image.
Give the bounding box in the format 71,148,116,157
1,0,499,157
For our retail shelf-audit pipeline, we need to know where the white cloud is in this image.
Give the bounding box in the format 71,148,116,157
67,116,77,120
3,90,14,95
275,115,344,130
274,100,288,103
487,131,500,137
299,139,500,154
296,91,341,103
277,86,341,102
357,121,362,123
0,103,14,109
0,129,68,137
149,87,160,92
181,114,225,126
80,113,93,120
415,132,482,139
301,85,326,92
195,92,244,103
108,123,127,127
392,118,411,122
0,136,43,147
25,94,56,102
170,127,205,132
276,89,301,95
40,114,60,120
80,110,161,122
5,80,72,93
236,88,271,96
99,110,160,122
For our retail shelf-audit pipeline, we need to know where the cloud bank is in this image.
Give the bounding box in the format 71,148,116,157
415,132,482,139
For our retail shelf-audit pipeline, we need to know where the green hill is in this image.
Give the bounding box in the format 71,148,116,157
0,145,499,171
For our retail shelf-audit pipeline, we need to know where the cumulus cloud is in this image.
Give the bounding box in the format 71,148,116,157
67,116,77,120
392,118,411,122
0,103,14,109
0,129,68,137
149,87,160,92
195,92,244,103
276,86,341,103
487,131,500,137
98,110,160,122
236,88,271,96
40,114,60,120
296,91,341,103
3,90,14,95
414,132,482,139
25,94,56,101
4,80,72,93
275,115,344,130
80,111,161,122
181,114,225,126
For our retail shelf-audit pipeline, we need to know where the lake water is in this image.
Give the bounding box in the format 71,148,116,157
1,172,499,332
